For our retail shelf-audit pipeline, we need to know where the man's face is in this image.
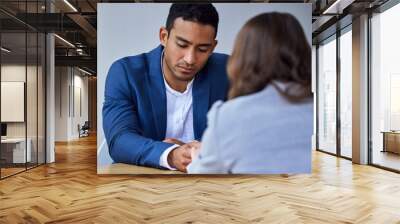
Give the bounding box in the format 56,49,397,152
160,18,217,82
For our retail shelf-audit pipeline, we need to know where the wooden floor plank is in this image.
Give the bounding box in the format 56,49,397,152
0,135,400,223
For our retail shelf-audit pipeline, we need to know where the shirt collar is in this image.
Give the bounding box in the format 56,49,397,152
161,50,194,96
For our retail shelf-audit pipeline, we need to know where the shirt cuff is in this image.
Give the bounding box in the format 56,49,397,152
160,144,179,170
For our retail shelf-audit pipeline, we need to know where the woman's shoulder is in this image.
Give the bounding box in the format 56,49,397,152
207,86,313,130
207,98,247,122
206,93,263,132
210,86,276,116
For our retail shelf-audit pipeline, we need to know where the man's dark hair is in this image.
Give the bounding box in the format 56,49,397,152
166,3,219,38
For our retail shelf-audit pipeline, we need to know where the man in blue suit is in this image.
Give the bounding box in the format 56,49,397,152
103,4,229,172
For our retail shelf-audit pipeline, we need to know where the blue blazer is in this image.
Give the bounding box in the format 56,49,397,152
103,45,229,169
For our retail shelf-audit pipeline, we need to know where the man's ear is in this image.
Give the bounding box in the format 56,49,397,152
210,39,218,54
159,27,169,47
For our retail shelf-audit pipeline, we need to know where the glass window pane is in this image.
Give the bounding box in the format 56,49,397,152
340,28,352,158
26,0,39,170
27,31,38,169
1,1,46,179
318,36,337,154
1,30,27,177
371,3,400,171
38,32,45,165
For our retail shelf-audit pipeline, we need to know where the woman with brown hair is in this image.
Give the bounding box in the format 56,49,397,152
187,12,313,174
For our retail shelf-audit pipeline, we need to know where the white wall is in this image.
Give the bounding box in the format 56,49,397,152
72,72,89,138
1,65,37,137
1,65,26,128
55,67,89,141
55,67,68,141
97,3,312,165
1,63,46,164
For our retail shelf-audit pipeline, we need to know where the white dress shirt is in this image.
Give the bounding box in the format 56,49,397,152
159,51,195,170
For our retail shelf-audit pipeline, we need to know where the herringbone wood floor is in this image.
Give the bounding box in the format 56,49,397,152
1,135,400,223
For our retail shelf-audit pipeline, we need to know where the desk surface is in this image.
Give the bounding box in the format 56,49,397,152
98,163,184,175
1,138,27,143
381,131,400,134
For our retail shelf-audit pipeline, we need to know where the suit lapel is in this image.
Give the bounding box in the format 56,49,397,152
192,69,210,140
146,45,167,140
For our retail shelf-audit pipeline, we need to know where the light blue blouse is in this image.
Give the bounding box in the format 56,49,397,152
187,84,313,174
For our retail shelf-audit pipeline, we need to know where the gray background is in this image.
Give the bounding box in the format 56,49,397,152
97,3,312,166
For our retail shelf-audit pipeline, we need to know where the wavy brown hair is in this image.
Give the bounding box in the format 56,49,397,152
227,12,312,103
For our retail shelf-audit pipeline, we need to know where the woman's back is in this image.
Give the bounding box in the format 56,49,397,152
188,84,313,174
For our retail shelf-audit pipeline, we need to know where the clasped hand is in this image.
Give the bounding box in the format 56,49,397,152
163,138,201,172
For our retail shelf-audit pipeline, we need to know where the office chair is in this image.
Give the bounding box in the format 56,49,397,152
79,121,90,138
